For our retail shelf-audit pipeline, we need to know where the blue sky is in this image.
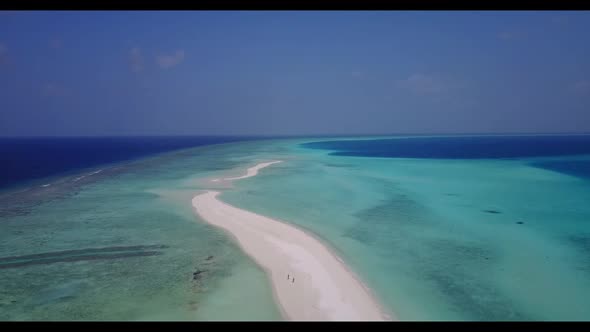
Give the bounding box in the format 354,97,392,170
0,11,589,136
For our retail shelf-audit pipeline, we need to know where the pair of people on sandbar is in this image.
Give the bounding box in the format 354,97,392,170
287,274,295,283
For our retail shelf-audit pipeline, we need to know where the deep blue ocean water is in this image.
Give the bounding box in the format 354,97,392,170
0,136,251,189
301,135,590,179
529,160,590,179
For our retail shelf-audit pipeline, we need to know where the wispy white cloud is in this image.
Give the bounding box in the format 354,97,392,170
396,73,446,95
551,15,569,25
0,43,8,65
129,47,144,73
500,17,567,41
49,38,63,50
156,50,185,69
351,70,365,78
572,80,590,95
498,30,527,41
41,83,71,98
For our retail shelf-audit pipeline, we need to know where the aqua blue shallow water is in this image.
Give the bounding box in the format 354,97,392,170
0,141,283,320
224,136,590,320
1,136,589,320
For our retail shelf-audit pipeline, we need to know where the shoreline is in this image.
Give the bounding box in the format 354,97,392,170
192,161,392,321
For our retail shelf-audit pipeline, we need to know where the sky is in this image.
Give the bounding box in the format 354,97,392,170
0,11,589,136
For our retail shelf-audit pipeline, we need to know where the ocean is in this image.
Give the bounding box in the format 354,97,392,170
0,136,251,190
1,135,590,320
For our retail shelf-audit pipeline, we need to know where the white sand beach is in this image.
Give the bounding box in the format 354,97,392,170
192,161,390,321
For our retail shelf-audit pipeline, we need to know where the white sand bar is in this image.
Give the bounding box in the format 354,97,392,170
222,160,282,181
192,161,390,321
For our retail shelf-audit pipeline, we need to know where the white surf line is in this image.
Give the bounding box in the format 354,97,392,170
89,169,103,175
73,169,103,182
192,161,390,321
73,175,86,182
210,161,282,183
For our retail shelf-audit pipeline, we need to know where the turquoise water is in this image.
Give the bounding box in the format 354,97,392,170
0,142,283,321
2,137,590,320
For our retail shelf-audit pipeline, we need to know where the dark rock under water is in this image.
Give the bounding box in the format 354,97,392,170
192,269,208,280
0,244,168,269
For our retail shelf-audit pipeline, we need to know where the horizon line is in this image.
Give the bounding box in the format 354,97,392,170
2,132,590,139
